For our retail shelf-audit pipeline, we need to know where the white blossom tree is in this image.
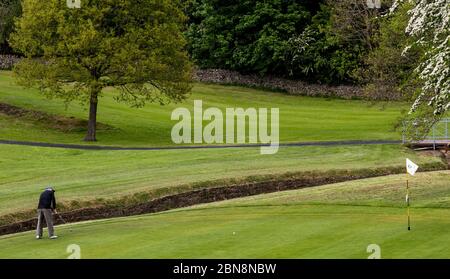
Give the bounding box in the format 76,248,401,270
392,0,449,116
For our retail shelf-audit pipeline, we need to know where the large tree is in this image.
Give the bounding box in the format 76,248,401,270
10,0,192,141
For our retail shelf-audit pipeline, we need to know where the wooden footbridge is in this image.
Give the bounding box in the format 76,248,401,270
404,118,450,150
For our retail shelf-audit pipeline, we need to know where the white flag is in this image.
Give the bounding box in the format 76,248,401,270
406,158,419,176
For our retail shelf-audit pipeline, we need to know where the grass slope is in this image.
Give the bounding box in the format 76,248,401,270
0,71,405,146
0,144,443,218
0,171,449,259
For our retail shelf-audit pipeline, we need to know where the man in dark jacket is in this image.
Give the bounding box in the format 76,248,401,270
36,187,58,239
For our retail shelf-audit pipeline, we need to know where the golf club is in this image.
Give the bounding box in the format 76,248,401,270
56,212,72,232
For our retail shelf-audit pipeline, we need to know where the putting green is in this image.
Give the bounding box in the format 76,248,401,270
1,171,448,259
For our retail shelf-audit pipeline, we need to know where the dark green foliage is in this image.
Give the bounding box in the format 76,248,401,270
186,0,370,84
0,0,22,54
186,0,320,76
284,4,362,83
356,1,421,100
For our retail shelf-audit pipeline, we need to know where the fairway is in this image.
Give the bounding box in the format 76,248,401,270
0,69,448,259
0,71,405,146
0,62,447,260
0,143,444,221
0,69,445,230
1,171,449,259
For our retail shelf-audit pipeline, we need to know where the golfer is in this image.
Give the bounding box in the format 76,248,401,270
36,187,58,239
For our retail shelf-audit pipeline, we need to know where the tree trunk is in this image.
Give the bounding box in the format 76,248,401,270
84,89,99,142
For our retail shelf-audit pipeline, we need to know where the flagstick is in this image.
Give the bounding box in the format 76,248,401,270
407,179,410,231
405,158,418,231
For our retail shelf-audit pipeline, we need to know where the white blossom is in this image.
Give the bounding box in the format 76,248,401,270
392,0,450,115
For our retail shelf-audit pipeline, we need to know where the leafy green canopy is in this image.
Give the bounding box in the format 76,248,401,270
357,1,420,100
186,0,380,84
283,3,363,84
10,0,192,141
186,0,320,77
10,0,192,108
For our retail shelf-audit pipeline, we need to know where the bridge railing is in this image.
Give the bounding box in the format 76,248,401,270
402,118,450,149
